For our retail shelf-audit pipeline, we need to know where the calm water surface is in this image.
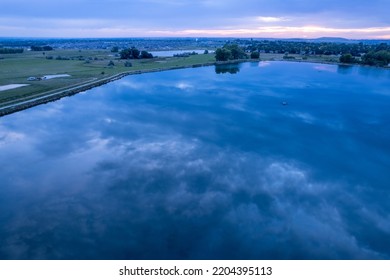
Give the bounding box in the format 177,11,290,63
151,49,212,57
0,62,389,259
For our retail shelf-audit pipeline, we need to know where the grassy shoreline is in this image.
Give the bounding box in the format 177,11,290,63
0,51,209,115
0,51,387,117
0,61,221,117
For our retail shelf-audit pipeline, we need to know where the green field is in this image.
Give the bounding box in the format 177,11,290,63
0,49,216,106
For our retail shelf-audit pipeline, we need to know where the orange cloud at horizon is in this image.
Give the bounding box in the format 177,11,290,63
146,26,390,39
1,18,389,39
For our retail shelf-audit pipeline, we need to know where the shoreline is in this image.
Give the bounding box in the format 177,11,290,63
0,61,222,117
0,58,387,117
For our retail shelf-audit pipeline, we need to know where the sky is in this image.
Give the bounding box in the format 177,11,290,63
1,0,390,39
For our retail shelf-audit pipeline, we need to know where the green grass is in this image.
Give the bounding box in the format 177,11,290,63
0,50,216,105
259,52,339,63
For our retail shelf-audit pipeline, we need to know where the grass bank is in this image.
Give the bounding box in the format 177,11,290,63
0,50,220,116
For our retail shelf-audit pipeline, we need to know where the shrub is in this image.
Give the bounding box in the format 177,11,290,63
250,51,260,59
339,53,355,63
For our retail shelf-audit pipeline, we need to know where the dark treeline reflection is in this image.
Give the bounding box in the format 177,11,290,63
337,65,354,75
215,63,240,74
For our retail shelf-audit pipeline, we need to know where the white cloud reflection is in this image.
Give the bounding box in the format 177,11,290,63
258,62,271,68
1,131,386,259
0,62,389,260
175,82,194,90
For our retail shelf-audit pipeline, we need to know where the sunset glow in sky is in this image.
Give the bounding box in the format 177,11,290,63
1,0,389,38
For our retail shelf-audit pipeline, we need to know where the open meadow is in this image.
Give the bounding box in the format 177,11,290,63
0,49,217,107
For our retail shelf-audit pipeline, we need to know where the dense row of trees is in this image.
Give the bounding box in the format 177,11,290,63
361,50,390,66
120,47,153,59
0,48,24,54
225,39,390,67
30,45,53,51
215,44,249,61
242,40,390,57
339,50,390,66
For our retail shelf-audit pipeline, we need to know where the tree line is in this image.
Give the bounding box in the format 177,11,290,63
338,50,390,66
246,39,390,66
215,44,250,61
242,40,390,56
215,44,261,61
30,46,54,51
0,48,24,54
218,39,390,67
119,47,153,59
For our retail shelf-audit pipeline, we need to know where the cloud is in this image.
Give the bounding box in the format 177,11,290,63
256,16,290,23
0,0,389,38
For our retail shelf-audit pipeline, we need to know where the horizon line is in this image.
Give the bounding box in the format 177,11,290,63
1,36,389,41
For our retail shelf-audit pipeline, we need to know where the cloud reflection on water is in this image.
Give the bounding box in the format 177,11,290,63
0,132,387,259
0,62,389,260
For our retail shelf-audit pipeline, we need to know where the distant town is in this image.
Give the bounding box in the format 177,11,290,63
1,37,389,66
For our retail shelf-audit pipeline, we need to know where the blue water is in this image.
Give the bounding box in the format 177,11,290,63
0,62,389,259
151,49,212,57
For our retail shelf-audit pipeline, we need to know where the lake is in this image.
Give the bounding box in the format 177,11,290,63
0,61,389,259
151,49,212,57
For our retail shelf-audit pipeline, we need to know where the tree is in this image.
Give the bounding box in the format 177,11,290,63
120,47,140,59
31,45,53,51
339,53,355,63
224,44,247,59
0,48,24,54
120,48,131,59
362,50,390,66
215,44,248,61
140,50,153,59
374,50,390,64
111,46,119,53
131,47,140,59
108,60,115,66
215,48,231,61
43,46,53,51
250,51,260,59
375,43,388,52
